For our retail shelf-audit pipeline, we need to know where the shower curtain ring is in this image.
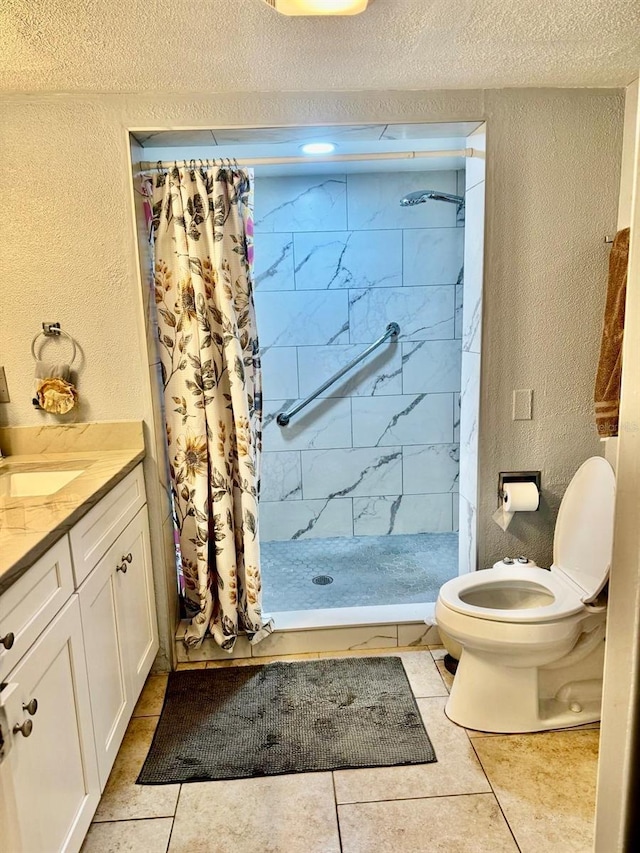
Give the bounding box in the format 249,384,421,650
156,160,164,176
233,157,239,168
189,159,196,170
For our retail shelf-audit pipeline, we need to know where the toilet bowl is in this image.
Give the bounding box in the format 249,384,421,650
436,456,615,733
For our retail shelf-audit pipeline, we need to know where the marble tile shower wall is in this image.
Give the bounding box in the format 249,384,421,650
253,170,464,541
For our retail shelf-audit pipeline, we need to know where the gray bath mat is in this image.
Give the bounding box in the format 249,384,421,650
137,656,436,784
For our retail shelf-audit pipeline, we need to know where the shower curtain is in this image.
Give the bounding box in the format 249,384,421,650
150,164,271,650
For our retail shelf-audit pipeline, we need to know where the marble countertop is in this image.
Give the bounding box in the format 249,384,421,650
0,421,145,595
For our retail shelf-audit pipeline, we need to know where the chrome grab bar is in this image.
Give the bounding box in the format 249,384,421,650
276,322,400,427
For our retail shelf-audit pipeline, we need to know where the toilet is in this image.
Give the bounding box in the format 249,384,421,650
436,456,616,733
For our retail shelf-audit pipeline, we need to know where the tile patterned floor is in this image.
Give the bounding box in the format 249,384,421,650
82,648,600,853
261,533,459,611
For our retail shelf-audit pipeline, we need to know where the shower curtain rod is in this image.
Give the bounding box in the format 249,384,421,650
140,147,475,171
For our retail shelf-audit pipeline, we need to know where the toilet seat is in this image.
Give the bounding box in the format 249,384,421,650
439,457,616,626
438,566,584,624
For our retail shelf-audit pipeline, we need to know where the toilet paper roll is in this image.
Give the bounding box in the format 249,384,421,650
503,481,540,513
492,481,540,531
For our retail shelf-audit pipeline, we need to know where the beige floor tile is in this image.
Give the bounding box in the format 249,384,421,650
435,659,454,691
467,721,601,738
94,717,180,822
429,645,447,660
333,696,491,804
175,661,207,670
133,674,168,717
80,818,173,852
315,649,447,698
397,651,449,698
473,729,599,853
339,793,519,853
168,772,340,853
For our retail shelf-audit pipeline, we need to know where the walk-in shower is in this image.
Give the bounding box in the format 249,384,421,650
131,120,485,649
256,166,468,616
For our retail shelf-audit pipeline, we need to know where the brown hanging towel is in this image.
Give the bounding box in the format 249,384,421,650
594,227,630,437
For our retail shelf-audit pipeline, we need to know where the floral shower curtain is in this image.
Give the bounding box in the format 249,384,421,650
150,164,271,650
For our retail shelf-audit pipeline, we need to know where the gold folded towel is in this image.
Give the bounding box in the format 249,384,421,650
594,228,630,437
34,361,78,414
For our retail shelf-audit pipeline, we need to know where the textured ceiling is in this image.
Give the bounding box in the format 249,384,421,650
1,0,639,95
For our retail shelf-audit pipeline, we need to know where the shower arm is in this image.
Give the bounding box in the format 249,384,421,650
276,323,400,426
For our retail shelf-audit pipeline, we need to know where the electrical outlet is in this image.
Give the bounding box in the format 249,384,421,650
512,389,533,420
0,367,9,403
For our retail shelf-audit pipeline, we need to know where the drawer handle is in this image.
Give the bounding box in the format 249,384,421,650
116,562,128,574
122,553,133,564
23,699,38,716
13,719,33,738
1,632,15,650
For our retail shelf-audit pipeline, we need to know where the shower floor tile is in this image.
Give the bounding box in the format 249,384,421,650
260,533,458,612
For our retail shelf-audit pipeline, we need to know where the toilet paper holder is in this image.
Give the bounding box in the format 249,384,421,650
498,471,541,505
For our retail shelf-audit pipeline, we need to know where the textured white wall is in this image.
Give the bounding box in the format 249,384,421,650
478,89,623,566
0,98,146,426
0,88,623,570
1,0,638,93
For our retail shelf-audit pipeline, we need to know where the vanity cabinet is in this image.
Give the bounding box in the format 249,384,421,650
0,463,158,853
79,507,157,788
0,598,100,853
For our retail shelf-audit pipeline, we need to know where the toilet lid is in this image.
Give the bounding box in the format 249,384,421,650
553,456,616,603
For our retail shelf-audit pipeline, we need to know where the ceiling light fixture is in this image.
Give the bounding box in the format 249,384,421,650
262,0,369,16
300,142,337,155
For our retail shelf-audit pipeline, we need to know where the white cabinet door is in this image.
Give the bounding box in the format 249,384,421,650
114,508,159,706
78,544,130,790
0,597,100,853
79,507,159,789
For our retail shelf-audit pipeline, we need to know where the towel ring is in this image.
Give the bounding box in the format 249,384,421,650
31,326,77,365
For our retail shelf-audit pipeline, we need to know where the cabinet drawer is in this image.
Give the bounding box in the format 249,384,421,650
69,465,146,586
0,538,74,681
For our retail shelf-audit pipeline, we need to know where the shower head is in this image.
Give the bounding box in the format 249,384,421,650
400,190,465,208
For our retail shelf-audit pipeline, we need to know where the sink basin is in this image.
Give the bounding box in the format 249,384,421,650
0,469,85,498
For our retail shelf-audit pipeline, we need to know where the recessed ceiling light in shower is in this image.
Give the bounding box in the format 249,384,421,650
300,142,337,155
262,1,369,15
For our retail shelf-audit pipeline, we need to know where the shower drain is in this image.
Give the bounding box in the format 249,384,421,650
312,575,334,586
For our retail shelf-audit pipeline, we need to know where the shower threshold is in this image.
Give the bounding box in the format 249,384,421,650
175,601,441,665
265,602,436,632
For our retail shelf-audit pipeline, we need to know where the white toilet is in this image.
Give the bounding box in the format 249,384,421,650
436,456,616,733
